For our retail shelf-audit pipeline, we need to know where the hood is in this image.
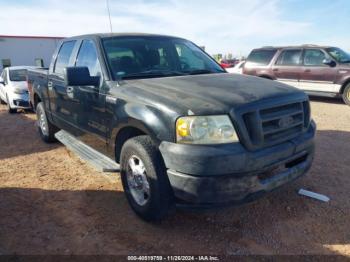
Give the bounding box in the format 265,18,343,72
110,73,307,115
9,81,28,91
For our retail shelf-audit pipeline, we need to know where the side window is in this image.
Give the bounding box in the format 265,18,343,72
303,49,326,66
276,49,302,66
54,41,76,75
246,49,277,66
75,40,102,77
0,70,4,84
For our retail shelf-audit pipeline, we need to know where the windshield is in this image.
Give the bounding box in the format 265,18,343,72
9,69,27,81
326,47,350,63
102,36,225,80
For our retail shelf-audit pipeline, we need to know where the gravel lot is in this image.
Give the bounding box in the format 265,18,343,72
0,98,349,256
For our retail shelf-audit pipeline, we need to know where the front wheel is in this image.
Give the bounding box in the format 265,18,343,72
120,135,174,222
0,96,6,105
36,102,58,143
342,84,350,106
6,95,16,114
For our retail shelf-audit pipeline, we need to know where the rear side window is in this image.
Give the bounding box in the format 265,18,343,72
303,49,326,66
54,41,76,74
276,49,302,66
247,49,277,65
76,40,102,77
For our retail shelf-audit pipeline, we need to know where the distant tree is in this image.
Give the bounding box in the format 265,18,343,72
212,54,223,62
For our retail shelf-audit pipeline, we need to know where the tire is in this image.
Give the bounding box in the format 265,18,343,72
342,84,350,106
36,102,59,143
0,96,5,105
6,95,16,114
120,135,174,222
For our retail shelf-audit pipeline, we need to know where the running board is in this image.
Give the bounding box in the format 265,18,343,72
55,130,120,172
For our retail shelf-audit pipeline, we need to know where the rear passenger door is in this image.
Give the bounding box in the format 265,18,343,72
299,49,338,92
49,40,80,134
272,49,303,88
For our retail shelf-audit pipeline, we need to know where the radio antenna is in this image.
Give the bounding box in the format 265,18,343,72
106,0,113,33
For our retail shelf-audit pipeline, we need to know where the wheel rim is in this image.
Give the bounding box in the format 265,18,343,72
38,108,48,136
347,89,350,101
126,155,150,206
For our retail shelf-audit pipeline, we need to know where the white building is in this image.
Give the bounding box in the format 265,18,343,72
0,35,64,71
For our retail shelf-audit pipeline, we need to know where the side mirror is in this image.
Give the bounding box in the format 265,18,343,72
64,67,100,87
322,59,336,67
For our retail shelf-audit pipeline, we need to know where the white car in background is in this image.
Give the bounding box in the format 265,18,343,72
226,60,245,74
0,66,34,113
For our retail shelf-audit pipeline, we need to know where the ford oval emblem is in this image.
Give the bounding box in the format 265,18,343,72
278,116,294,128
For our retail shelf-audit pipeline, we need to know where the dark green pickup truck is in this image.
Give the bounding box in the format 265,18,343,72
27,33,316,221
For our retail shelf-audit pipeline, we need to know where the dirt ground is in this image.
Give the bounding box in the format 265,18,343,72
0,97,349,257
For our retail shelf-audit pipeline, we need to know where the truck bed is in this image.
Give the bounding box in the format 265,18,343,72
27,68,49,109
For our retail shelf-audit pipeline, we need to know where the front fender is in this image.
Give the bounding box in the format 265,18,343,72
109,101,176,145
339,75,350,92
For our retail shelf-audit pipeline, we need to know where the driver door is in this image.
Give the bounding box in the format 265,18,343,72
72,39,108,154
299,49,338,92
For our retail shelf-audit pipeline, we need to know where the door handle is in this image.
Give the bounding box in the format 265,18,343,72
273,69,279,72
47,81,53,90
304,69,311,73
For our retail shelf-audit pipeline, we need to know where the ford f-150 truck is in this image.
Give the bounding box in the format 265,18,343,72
27,33,316,221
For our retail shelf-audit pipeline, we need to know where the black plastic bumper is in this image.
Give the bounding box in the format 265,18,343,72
13,99,30,108
159,122,315,207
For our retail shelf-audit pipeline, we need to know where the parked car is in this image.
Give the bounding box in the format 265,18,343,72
0,66,36,113
226,60,245,74
220,59,238,68
27,33,315,221
243,45,350,106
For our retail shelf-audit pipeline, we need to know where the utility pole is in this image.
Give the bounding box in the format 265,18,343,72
106,0,113,33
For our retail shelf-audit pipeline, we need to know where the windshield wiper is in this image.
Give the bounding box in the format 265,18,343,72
184,69,225,75
185,69,213,75
121,70,185,80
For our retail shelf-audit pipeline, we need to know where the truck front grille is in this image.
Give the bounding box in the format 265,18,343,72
235,99,310,150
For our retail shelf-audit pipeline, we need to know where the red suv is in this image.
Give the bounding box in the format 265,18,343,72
243,45,350,106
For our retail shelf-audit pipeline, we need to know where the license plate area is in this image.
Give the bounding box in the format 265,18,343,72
258,153,308,181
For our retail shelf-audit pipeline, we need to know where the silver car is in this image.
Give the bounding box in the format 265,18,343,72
0,66,34,113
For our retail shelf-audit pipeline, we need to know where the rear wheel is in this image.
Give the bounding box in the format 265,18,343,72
36,102,58,143
120,135,174,222
342,84,350,106
6,95,16,114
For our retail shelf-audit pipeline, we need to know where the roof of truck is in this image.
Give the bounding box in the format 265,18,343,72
66,33,184,40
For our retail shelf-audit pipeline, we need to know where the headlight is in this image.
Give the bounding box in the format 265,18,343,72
176,115,239,144
13,88,26,94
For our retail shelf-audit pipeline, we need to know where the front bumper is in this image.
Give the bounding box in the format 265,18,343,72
8,92,30,109
159,121,316,207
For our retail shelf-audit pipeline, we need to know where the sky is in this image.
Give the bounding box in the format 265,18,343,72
0,0,349,56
